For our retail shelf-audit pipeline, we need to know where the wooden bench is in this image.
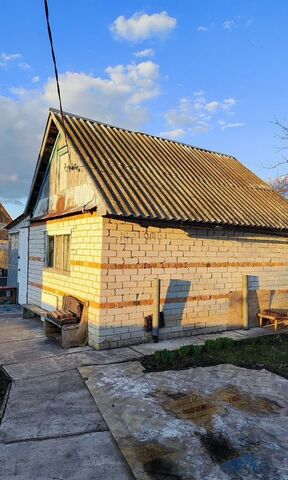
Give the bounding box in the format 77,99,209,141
44,296,88,348
258,309,288,331
22,304,49,320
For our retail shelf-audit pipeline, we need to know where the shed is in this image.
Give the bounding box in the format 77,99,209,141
21,109,288,349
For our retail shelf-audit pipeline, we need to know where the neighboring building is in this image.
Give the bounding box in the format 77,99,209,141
6,214,29,299
0,204,12,284
18,108,288,349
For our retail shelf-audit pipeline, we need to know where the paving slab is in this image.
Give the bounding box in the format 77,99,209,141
0,369,107,443
81,361,288,480
0,337,91,365
130,328,277,355
0,306,135,479
0,431,133,480
4,347,143,380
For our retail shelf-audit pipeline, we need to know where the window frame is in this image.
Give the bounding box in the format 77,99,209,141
46,233,71,273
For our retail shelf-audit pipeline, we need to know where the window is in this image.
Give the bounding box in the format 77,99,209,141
46,234,70,272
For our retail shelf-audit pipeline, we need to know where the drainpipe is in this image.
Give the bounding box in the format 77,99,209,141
242,274,249,330
152,278,160,342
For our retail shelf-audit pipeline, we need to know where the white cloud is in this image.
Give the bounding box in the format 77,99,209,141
0,61,161,203
18,62,32,70
0,52,23,69
32,76,40,83
197,26,209,32
219,121,245,130
222,97,236,110
134,48,155,58
205,101,219,113
160,128,185,139
0,52,22,62
164,94,241,136
223,20,235,30
111,11,176,42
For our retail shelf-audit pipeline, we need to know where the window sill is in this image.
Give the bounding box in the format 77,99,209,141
44,267,71,276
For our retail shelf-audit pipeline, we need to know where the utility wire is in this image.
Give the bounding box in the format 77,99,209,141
44,0,65,121
43,0,80,171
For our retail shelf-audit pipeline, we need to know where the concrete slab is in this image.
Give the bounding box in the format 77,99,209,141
3,347,143,380
82,361,288,480
130,328,276,355
0,306,135,478
0,337,91,365
1,369,107,443
131,335,205,355
0,431,133,480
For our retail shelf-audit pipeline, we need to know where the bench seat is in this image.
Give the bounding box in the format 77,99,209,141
258,308,288,331
44,296,87,348
22,304,49,320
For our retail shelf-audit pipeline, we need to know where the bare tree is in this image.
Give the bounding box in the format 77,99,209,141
268,175,288,198
267,119,288,197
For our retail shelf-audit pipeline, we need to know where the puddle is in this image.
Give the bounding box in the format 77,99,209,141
212,386,281,415
164,392,218,427
163,386,281,427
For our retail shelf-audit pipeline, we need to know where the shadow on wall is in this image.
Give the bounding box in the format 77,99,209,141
248,276,260,328
162,279,191,328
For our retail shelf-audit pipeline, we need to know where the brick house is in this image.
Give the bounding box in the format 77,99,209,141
19,108,288,349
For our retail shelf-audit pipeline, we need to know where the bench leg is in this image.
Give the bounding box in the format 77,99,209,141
259,316,263,327
23,307,37,319
44,319,60,338
62,323,88,348
274,319,278,331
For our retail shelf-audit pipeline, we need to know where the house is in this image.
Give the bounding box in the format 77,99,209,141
13,108,288,349
0,203,12,284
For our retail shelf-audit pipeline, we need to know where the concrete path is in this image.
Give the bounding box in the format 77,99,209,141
0,306,134,480
0,304,282,479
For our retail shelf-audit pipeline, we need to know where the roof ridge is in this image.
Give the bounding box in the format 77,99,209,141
49,108,237,160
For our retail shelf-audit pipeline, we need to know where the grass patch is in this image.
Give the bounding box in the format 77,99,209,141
142,334,288,378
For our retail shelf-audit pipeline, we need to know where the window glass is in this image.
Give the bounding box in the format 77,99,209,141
46,234,70,272
63,235,70,271
47,235,54,267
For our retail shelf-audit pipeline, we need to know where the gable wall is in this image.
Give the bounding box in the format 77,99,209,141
33,134,96,218
91,217,288,349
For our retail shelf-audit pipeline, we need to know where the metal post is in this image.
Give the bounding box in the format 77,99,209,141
152,278,160,342
242,274,249,330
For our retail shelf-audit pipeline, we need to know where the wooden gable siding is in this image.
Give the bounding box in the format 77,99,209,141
33,133,97,218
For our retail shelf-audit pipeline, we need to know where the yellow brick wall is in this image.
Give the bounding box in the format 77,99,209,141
96,217,288,348
28,212,104,347
27,213,288,350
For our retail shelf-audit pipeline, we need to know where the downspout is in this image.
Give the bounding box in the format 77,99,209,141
152,278,160,342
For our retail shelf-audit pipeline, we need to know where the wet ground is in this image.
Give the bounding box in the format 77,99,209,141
80,361,288,480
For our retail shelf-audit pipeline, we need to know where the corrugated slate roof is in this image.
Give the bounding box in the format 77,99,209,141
33,109,288,231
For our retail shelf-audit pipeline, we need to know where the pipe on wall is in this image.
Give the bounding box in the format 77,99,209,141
152,278,160,342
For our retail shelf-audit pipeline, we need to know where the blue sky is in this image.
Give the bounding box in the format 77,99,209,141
1,0,287,218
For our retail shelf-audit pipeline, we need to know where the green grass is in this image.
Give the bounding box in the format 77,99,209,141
141,334,288,378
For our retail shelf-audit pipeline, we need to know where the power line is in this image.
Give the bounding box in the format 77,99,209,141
44,0,64,119
43,0,80,172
